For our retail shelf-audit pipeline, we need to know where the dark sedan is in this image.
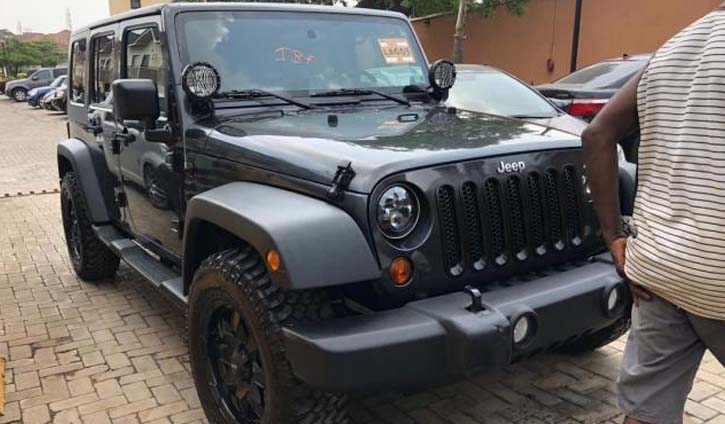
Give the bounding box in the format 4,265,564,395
537,54,651,122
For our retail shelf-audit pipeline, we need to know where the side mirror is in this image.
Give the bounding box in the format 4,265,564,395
428,60,457,101
112,79,160,129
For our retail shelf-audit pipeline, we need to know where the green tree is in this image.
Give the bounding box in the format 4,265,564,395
3,38,66,76
404,0,530,63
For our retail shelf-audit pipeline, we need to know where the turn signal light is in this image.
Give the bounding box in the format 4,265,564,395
389,257,413,286
266,249,281,272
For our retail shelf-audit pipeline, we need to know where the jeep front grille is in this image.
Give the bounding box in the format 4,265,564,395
437,165,587,276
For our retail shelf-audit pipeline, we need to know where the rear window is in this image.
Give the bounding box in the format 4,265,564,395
447,70,559,118
555,60,645,89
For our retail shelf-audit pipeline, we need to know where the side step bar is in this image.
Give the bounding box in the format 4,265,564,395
94,225,188,307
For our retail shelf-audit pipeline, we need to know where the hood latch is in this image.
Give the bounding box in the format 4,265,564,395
327,162,355,201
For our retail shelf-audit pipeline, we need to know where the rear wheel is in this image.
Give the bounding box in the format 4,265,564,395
188,247,348,424
12,87,27,102
60,172,120,280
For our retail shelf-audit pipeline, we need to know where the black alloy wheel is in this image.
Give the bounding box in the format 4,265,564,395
207,302,266,422
60,172,120,280
188,248,349,424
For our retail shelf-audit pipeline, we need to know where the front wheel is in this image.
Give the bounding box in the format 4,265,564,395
12,87,27,102
188,247,348,424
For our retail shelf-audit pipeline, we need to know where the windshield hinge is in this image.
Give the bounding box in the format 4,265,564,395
327,162,355,201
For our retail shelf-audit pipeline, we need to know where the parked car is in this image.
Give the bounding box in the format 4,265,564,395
446,64,630,162
40,89,56,110
48,82,68,112
537,54,651,122
5,66,67,102
58,4,635,423
27,75,67,108
448,64,588,134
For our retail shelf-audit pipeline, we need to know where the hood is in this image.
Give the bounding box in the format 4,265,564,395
203,105,581,193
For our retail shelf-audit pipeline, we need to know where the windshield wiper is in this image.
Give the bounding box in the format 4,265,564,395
215,89,315,110
310,88,410,106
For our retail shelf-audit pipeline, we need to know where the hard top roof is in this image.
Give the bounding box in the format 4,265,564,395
74,2,408,34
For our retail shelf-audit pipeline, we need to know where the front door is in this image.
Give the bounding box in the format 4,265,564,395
115,20,183,259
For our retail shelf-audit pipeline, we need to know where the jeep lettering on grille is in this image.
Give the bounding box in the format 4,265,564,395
496,160,526,174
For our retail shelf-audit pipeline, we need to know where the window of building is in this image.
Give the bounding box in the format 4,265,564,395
125,26,167,113
70,40,87,104
91,34,116,105
131,0,141,9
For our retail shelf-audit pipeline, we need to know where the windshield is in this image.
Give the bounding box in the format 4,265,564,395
554,60,645,89
447,70,559,118
177,11,428,95
50,75,66,88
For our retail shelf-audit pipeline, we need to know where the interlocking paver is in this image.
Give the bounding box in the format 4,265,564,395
1,97,724,424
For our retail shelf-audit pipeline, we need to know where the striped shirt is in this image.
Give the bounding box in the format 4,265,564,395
625,9,725,320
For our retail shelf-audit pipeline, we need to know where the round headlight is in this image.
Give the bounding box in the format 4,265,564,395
377,185,420,239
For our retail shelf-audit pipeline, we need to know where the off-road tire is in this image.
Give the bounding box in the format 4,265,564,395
60,172,120,280
188,247,348,424
11,87,27,102
562,317,631,354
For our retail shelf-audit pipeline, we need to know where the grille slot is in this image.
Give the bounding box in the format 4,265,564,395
436,185,463,276
544,169,565,251
434,162,591,278
461,182,486,271
484,179,507,266
563,166,582,246
527,172,547,256
506,176,528,261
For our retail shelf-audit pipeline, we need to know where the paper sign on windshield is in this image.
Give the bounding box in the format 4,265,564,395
378,38,415,65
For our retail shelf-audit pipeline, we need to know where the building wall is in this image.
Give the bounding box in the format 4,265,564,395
413,0,723,84
108,0,170,16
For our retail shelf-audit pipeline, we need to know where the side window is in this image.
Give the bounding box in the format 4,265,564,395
34,69,51,80
52,68,67,78
125,26,168,114
91,34,117,104
70,40,87,104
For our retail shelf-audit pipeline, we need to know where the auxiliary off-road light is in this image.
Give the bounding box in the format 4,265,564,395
513,315,533,345
266,249,281,272
607,286,621,312
389,257,413,286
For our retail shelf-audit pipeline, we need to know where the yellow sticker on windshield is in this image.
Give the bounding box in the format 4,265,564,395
378,38,415,65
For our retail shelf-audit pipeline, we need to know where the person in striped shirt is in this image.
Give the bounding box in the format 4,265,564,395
582,4,725,424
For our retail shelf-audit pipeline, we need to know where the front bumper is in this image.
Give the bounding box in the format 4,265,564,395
283,254,628,391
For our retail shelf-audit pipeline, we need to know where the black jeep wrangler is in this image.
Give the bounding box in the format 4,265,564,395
58,3,635,423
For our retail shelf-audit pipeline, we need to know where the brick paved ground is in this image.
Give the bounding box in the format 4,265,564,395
1,97,723,423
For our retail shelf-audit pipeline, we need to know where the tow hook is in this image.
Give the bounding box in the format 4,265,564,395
463,285,485,313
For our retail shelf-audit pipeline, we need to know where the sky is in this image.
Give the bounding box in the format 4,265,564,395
2,0,110,34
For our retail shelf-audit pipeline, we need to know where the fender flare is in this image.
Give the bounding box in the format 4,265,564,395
57,138,111,223
183,182,380,292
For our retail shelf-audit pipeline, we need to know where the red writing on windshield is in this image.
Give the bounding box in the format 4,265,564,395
275,47,316,64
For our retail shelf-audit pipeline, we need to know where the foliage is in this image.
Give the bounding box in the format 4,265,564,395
404,0,529,18
1,38,66,76
356,0,410,14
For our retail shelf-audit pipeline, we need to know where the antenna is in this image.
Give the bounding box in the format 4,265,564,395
16,20,22,34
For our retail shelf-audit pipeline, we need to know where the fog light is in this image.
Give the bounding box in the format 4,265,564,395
389,257,413,286
607,287,621,311
513,315,532,345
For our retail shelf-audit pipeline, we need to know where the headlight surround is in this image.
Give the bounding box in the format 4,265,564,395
376,185,420,239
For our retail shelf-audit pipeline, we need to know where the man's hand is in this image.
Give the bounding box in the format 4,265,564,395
609,237,652,305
